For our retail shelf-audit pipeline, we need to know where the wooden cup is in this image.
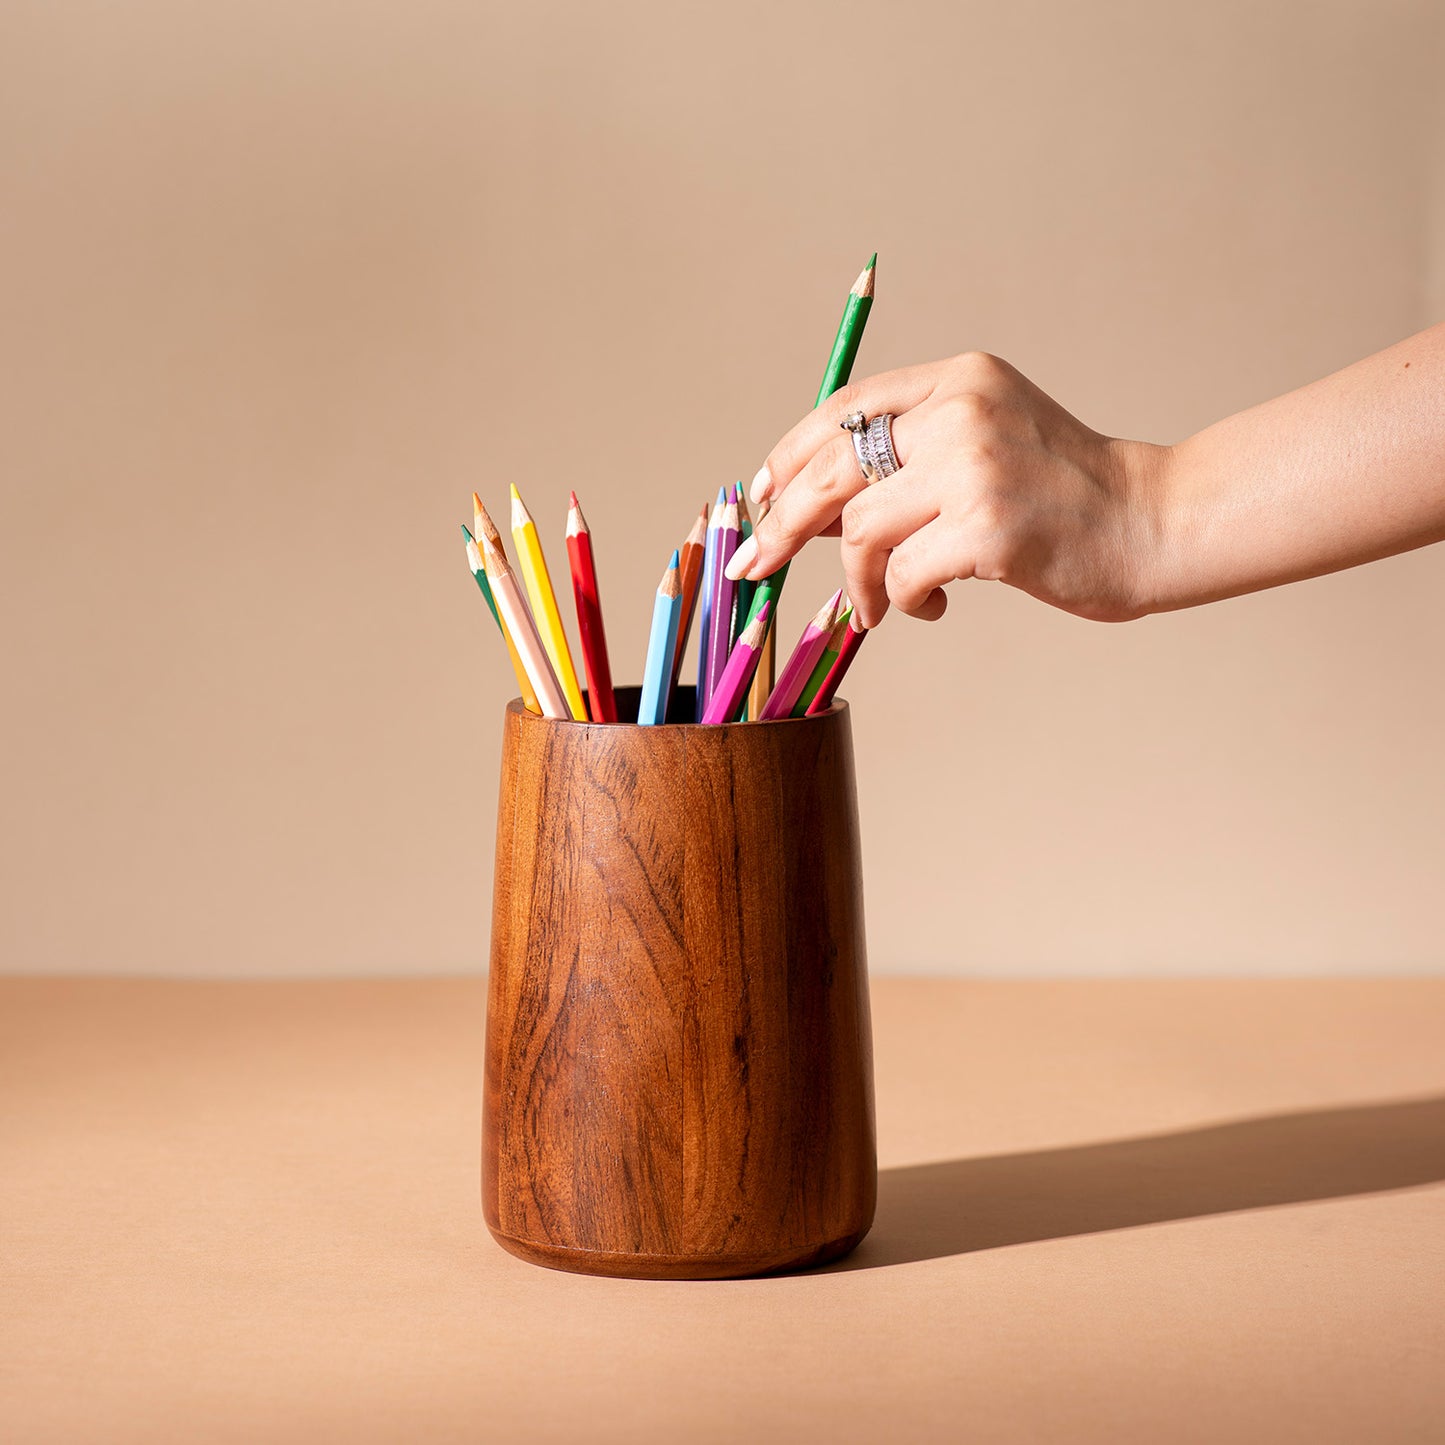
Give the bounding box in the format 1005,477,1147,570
483,685,876,1278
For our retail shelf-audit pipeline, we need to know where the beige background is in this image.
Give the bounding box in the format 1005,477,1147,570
2,0,1442,977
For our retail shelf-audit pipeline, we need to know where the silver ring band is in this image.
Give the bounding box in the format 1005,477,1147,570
841,410,900,482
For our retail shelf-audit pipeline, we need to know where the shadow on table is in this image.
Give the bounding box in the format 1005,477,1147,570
830,1094,1445,1270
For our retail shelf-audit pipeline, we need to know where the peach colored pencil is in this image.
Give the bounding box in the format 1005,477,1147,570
476,513,569,719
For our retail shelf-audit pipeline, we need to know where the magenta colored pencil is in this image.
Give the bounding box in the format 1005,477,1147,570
701,601,772,725
805,614,867,714
703,488,740,704
758,589,842,721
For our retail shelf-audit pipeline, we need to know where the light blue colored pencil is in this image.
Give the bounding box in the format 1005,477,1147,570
693,487,727,720
638,550,683,725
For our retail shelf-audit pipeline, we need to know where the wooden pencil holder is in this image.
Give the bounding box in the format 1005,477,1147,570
482,684,876,1278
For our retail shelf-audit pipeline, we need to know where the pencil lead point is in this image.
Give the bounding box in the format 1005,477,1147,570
462,523,474,542
568,490,580,509
715,485,727,505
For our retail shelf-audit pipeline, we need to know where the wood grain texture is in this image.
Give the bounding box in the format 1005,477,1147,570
483,685,876,1278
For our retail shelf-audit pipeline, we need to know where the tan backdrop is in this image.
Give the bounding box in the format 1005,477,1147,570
2,0,1441,977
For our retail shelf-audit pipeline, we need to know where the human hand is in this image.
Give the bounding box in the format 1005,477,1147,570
725,352,1171,626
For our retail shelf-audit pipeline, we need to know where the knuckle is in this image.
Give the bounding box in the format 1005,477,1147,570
955,350,1007,384
941,389,995,430
887,549,917,595
840,500,873,549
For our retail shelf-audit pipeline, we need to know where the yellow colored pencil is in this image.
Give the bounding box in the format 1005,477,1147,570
509,484,587,720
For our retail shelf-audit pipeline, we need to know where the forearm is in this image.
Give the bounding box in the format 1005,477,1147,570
1144,323,1445,612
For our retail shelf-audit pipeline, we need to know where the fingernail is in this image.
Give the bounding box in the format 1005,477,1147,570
849,611,868,633
749,465,772,506
725,535,758,581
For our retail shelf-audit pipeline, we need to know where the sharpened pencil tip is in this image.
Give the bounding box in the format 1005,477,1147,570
670,550,680,568
509,483,520,500
715,485,727,505
569,490,579,509
462,523,474,542
866,252,877,270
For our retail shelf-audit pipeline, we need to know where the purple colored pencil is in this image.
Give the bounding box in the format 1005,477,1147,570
694,488,727,720
805,614,867,714
701,601,772,725
758,589,842,721
702,487,740,706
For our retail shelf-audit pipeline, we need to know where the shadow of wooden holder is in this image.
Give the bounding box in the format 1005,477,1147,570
483,684,876,1278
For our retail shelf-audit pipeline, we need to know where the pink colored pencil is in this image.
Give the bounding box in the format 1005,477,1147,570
700,602,773,725
758,589,842,721
806,614,867,714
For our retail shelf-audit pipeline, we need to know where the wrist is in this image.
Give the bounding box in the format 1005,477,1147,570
1107,436,1181,619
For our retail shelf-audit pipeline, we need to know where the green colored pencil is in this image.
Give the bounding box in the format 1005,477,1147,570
462,524,502,629
742,253,876,644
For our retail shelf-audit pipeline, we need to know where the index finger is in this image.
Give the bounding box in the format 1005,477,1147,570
751,361,945,506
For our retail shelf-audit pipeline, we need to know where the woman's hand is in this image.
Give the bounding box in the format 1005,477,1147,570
725,351,1171,626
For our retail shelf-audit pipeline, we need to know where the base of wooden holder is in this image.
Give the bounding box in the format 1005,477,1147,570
486,1226,869,1280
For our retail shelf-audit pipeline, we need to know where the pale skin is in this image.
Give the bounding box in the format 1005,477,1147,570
724,323,1445,627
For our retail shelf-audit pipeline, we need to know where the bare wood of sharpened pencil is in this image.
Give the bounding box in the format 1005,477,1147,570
473,493,507,556
476,519,570,719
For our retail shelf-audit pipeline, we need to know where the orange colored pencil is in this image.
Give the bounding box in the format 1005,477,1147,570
565,491,616,722
669,504,709,688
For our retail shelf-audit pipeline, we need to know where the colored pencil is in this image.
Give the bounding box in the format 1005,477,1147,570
703,488,740,705
668,505,709,689
701,602,772,725
464,524,540,714
744,500,774,721
791,602,853,716
476,521,569,719
732,484,754,647
806,614,867,715
739,253,876,672
638,551,683,726
510,484,587,721
758,589,843,720
694,487,727,720
473,495,544,713
565,491,617,723
815,252,877,407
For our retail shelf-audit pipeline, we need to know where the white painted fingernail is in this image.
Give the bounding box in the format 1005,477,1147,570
749,466,772,505
725,535,758,581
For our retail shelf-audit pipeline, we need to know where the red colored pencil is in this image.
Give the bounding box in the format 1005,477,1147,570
669,504,709,688
806,614,868,714
565,491,617,722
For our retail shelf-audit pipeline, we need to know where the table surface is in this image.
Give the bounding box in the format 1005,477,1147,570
5,977,1445,1444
